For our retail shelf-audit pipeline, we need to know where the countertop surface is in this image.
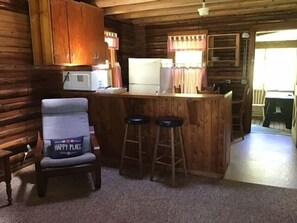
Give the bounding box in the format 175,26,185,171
60,90,227,99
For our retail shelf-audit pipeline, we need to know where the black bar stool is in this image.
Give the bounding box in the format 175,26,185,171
119,115,150,178
150,116,187,186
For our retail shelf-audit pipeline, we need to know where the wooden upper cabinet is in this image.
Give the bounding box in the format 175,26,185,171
29,0,105,65
81,3,105,65
65,1,83,64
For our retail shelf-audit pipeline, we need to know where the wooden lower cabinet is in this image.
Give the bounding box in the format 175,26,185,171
58,91,232,177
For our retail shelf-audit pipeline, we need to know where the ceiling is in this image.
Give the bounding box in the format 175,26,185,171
90,0,297,26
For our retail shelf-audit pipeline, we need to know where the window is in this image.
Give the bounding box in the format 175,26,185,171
253,48,297,91
175,50,203,68
167,31,208,93
104,31,122,87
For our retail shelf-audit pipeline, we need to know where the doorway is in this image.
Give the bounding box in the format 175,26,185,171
224,25,297,189
251,29,297,135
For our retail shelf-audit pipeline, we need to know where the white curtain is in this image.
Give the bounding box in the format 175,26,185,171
171,67,207,94
167,34,206,52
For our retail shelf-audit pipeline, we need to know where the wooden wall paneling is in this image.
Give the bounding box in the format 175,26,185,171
0,1,63,168
0,0,28,12
210,98,219,173
203,99,212,172
0,9,29,26
119,22,135,87
134,25,147,57
219,92,232,173
58,91,230,176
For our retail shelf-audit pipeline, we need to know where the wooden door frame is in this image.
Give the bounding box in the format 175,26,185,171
246,22,297,133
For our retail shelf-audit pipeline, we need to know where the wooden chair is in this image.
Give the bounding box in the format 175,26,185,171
35,98,101,197
252,88,266,121
196,86,219,94
232,85,250,140
174,85,182,93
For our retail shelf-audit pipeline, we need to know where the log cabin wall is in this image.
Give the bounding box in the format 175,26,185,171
105,18,137,88
105,10,297,98
133,11,297,133
144,11,297,83
0,0,63,167
105,18,147,88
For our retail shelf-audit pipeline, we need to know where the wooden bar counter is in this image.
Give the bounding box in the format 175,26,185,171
57,91,232,177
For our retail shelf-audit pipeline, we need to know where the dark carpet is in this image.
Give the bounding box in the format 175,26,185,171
0,165,297,223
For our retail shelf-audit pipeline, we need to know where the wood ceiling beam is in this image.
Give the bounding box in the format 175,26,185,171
103,0,233,15
131,3,297,25
115,0,289,20
94,0,157,8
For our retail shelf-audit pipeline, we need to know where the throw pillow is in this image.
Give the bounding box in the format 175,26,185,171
49,136,84,159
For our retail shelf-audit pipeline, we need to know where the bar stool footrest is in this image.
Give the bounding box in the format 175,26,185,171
155,156,183,166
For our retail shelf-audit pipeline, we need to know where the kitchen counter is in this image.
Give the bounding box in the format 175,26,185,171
55,90,232,177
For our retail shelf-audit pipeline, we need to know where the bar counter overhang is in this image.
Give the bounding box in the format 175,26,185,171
56,91,232,178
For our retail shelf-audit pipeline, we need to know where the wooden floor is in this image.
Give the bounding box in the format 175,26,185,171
251,117,291,134
224,120,297,189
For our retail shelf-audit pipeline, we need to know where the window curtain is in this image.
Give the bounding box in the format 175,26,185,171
112,62,122,87
167,34,206,52
168,34,207,93
104,31,119,50
172,67,207,94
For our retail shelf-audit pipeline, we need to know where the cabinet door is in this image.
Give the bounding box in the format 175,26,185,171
50,0,70,64
81,3,105,65
96,8,106,64
67,1,83,64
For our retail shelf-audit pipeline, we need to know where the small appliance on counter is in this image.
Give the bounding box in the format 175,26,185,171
62,67,111,91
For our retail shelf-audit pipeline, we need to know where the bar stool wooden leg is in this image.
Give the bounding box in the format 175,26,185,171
170,127,175,186
179,127,187,177
119,124,129,175
150,126,160,181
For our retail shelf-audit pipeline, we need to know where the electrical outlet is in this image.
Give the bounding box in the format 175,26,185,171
26,144,32,152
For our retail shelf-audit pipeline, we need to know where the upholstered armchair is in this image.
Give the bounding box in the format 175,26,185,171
34,98,101,197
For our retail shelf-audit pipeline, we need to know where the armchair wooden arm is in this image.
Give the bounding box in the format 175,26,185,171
89,126,100,156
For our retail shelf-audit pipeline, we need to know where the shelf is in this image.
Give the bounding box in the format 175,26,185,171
207,33,240,67
208,60,237,63
208,47,237,50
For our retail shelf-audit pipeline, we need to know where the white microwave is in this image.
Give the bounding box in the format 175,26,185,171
62,70,111,91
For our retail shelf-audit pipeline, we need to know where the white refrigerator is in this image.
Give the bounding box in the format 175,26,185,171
128,58,173,94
